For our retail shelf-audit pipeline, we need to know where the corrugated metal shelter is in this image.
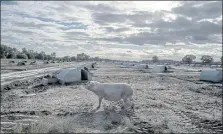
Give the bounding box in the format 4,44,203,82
56,68,81,84
200,69,222,82
132,64,149,69
152,65,168,73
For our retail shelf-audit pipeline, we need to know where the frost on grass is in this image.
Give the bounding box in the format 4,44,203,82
10,108,136,133
1,62,222,133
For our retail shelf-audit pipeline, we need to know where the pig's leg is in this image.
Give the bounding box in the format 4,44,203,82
96,96,103,110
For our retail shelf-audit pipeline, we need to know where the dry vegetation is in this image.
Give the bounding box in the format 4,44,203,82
1,59,63,74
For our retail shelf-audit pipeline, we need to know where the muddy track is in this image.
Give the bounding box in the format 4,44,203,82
161,100,222,133
1,62,89,86
130,114,155,133
0,105,151,133
167,75,222,98
170,108,201,133
181,111,223,133
1,77,43,93
168,75,201,84
144,91,222,134
188,86,222,98
168,74,222,85
1,110,52,116
102,101,156,133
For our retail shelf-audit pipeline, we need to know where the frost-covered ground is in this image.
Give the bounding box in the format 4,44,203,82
1,60,92,86
1,62,222,133
1,59,91,74
1,59,60,74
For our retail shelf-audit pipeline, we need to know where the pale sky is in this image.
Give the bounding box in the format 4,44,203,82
1,1,222,61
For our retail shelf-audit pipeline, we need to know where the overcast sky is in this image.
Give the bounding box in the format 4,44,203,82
1,1,222,61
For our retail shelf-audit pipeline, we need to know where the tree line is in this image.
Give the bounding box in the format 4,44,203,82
152,55,222,65
0,44,102,62
1,44,221,64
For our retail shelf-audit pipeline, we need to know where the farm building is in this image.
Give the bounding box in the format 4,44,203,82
167,65,172,69
92,63,95,68
164,63,170,65
44,61,49,64
217,65,221,68
121,62,135,68
120,65,128,68
17,61,26,66
91,62,97,68
200,69,222,83
132,64,149,69
174,63,180,66
54,67,92,85
84,67,89,72
30,61,36,65
195,64,202,67
202,65,207,67
152,65,168,73
9,60,15,63
42,76,58,85
210,65,218,68
81,68,92,80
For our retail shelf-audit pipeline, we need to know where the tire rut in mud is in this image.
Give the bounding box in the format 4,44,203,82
171,109,200,133
181,111,223,133
103,102,155,133
130,115,155,133
188,85,222,98
1,77,43,93
168,75,222,98
1,110,52,116
169,106,222,133
162,96,222,133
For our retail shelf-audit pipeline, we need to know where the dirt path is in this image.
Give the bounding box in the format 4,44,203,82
1,62,89,86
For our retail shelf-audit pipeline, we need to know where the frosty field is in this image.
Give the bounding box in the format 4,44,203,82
1,61,222,133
